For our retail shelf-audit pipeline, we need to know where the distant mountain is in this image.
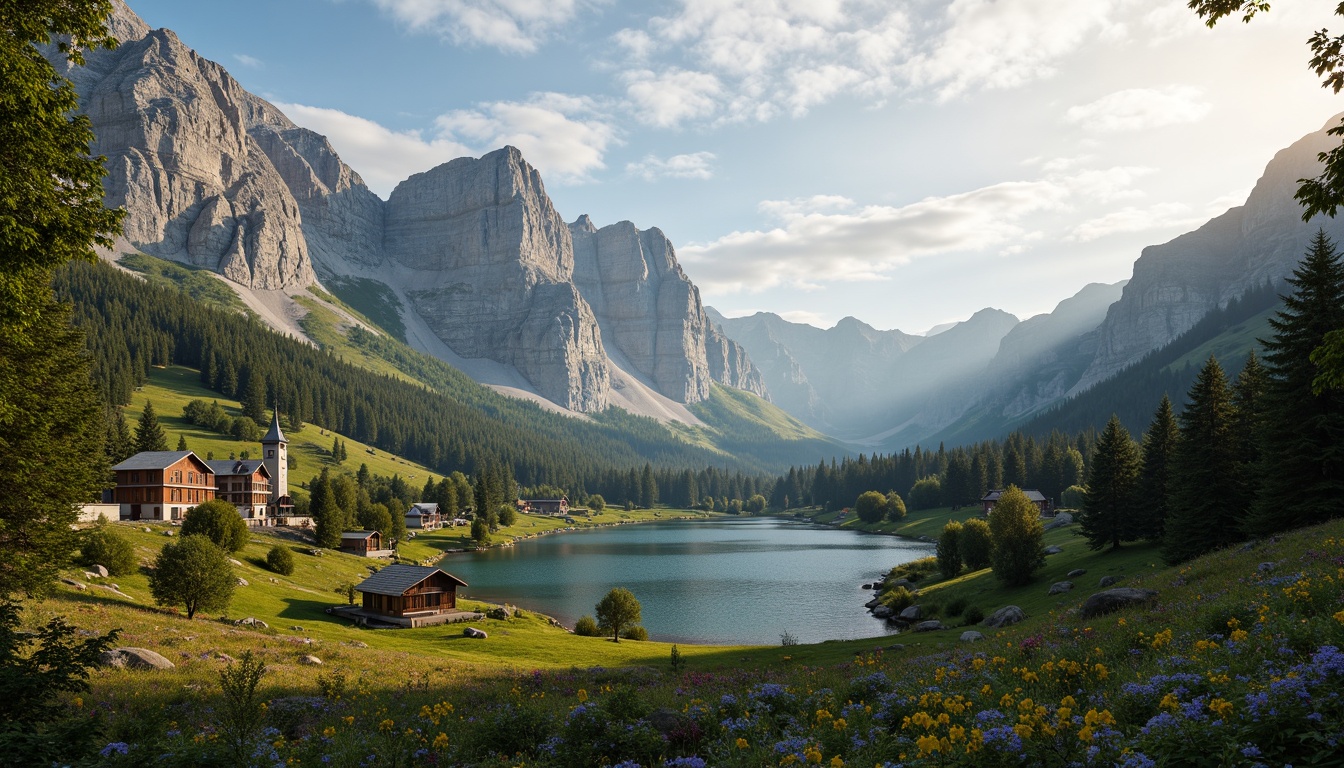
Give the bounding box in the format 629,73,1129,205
54,0,763,420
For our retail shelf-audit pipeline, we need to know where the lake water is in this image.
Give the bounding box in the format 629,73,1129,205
437,516,934,646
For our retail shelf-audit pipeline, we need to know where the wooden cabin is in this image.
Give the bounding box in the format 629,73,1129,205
354,565,467,620
405,502,442,530
980,489,1053,517
521,497,569,516
339,530,385,555
111,451,215,521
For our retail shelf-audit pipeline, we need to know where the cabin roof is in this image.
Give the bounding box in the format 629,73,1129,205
355,564,467,596
205,459,269,478
981,489,1048,503
340,530,379,540
111,451,208,472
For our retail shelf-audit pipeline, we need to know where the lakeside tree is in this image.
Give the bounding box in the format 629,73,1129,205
470,516,491,547
959,517,992,570
1080,415,1142,551
908,476,943,510
148,534,235,619
1245,231,1344,536
937,521,963,579
588,494,606,512
181,499,250,553
1164,356,1242,564
134,400,170,453
885,491,907,521
854,490,888,523
595,587,642,643
1137,396,1179,542
988,485,1045,587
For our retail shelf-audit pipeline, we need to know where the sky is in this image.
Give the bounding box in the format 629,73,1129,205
127,0,1343,334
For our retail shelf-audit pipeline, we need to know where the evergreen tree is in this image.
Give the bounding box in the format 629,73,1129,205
240,370,266,424
1163,356,1242,563
104,407,134,466
134,400,169,453
1231,351,1268,503
1137,395,1179,542
176,434,188,451
1079,415,1142,551
640,463,657,509
310,470,342,549
1245,231,1344,535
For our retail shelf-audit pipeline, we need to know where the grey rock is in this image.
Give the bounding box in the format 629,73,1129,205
1099,575,1122,587
99,647,175,670
646,708,684,736
1067,569,1087,578
228,558,244,566
162,530,173,536
346,640,368,649
236,577,249,586
60,578,87,590
1053,512,1074,524
960,631,985,642
216,652,236,663
1048,581,1074,595
83,571,102,581
463,627,488,639
1080,588,1160,619
872,605,893,619
983,605,1026,628
913,620,946,633
1043,545,1063,555
300,654,323,665
234,617,267,629
898,605,922,621
91,564,110,577
861,583,873,590
864,598,880,609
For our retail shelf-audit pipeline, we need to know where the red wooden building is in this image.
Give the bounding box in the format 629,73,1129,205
339,530,389,556
110,451,215,521
354,565,467,622
206,460,273,525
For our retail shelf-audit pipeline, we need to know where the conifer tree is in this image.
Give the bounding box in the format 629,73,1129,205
1245,231,1344,535
104,407,134,465
1231,351,1268,502
310,469,342,549
240,370,266,424
1137,395,1179,542
134,400,169,453
176,434,188,451
1163,356,1241,563
1080,415,1142,551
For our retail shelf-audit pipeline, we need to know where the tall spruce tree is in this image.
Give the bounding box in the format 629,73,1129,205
104,407,135,465
1137,395,1179,542
1163,356,1242,564
1080,415,1142,551
1245,231,1344,536
240,369,266,424
310,469,342,549
1231,351,1268,502
134,400,169,453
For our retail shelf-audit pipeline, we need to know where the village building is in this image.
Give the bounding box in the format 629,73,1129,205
405,502,442,530
980,489,1054,517
110,451,215,521
520,497,569,516
206,459,272,525
339,529,393,557
350,564,468,627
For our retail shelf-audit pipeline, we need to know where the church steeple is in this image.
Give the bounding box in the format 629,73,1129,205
262,411,287,445
261,410,288,507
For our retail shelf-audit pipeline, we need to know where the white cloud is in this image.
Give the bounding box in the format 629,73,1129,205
435,93,615,182
679,179,1070,294
1066,85,1212,133
626,151,716,181
369,0,587,53
623,68,723,127
757,195,854,219
232,53,263,68
1068,202,1199,241
276,93,614,196
779,309,827,325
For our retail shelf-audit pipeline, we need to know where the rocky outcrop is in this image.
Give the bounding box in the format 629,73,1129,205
1080,588,1159,619
98,647,175,670
51,2,315,290
1076,114,1344,392
570,216,765,402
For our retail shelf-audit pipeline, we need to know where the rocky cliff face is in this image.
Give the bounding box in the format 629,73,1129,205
1075,116,1344,391
53,1,315,290
570,216,765,402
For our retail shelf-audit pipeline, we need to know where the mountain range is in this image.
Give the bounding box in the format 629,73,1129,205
53,0,1344,453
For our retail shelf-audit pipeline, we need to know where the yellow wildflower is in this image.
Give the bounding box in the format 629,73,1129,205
577,689,588,702
433,732,449,750
736,738,749,750
378,718,395,734
1209,698,1233,719
833,718,847,730
830,757,845,768
1159,693,1179,713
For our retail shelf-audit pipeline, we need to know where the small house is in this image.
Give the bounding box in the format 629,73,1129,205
206,459,273,526
521,497,569,516
981,489,1053,517
354,564,468,625
339,530,391,557
406,502,442,530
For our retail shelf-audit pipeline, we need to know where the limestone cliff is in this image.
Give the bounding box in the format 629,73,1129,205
569,216,766,402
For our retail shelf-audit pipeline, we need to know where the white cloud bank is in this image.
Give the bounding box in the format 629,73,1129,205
1066,85,1212,133
369,0,589,53
626,152,716,181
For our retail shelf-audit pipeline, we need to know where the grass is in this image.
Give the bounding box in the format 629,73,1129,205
324,276,408,342
1165,304,1274,373
117,252,250,315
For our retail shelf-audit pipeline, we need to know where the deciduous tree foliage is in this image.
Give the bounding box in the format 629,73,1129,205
595,587,642,643
854,490,888,523
988,485,1045,587
181,499,249,553
937,521,963,579
959,517,992,570
148,534,235,619
79,521,136,576
1080,415,1142,551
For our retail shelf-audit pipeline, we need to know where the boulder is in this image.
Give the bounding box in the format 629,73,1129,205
1080,588,1160,619
646,708,684,737
872,605,893,619
864,598,880,609
216,652,236,664
229,558,244,566
162,530,173,536
1053,512,1073,524
1099,575,1121,587
83,571,102,581
861,583,873,590
960,631,985,643
1043,545,1063,555
912,620,946,633
299,655,323,665
346,640,368,649
463,627,488,639
1048,581,1074,596
898,605,922,621
236,577,249,587
234,617,268,629
983,605,1026,628
99,647,175,670
1067,569,1087,578
91,564,109,577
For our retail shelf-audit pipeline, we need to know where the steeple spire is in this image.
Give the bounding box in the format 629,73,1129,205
262,410,287,444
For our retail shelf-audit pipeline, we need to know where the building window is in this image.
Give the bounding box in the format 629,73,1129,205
267,450,274,458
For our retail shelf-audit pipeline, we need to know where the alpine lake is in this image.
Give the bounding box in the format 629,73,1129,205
438,516,934,646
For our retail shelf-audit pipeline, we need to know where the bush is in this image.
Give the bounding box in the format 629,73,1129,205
619,626,648,641
1061,484,1087,509
963,605,985,625
960,517,993,570
945,596,969,617
587,494,606,512
887,556,938,584
181,499,249,552
80,523,136,576
937,521,964,579
573,615,600,636
265,545,294,575
878,586,915,611
908,476,943,510
854,491,888,523
989,486,1046,586
885,491,907,521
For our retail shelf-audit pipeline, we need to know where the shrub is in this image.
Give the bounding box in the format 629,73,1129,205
1061,484,1087,509
989,485,1046,586
180,499,249,552
945,596,969,617
265,545,294,575
960,517,993,570
885,491,907,521
587,494,606,512
963,605,985,625
148,534,235,619
908,476,943,510
937,521,964,579
854,491,888,523
573,615,600,636
80,523,136,576
878,586,915,611
619,626,648,641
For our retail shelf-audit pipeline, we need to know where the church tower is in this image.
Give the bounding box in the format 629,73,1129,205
261,411,288,506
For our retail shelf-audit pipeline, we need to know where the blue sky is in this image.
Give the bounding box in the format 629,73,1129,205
127,0,1341,333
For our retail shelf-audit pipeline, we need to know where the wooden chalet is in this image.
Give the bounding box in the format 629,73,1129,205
521,497,569,516
111,451,215,521
339,530,392,557
206,459,272,525
981,489,1053,517
405,502,442,530
354,565,468,627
